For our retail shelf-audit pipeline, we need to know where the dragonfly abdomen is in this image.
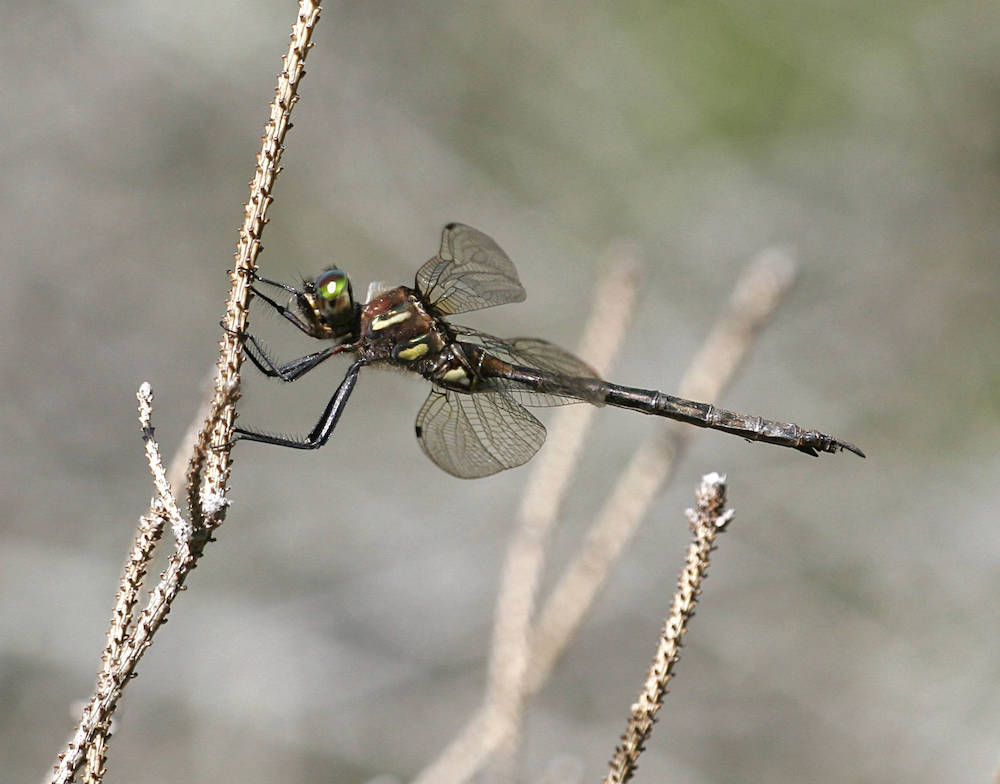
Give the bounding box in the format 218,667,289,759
602,384,865,457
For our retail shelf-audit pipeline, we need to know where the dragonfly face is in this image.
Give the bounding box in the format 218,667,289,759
235,223,864,478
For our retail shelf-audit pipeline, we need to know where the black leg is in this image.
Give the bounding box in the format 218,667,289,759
240,330,342,382
237,266,307,300
248,282,317,336
252,273,301,295
234,360,364,450
240,270,319,335
223,319,347,383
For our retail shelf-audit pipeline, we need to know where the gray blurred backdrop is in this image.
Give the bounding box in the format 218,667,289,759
2,2,998,782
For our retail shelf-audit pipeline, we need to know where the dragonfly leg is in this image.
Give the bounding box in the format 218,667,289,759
234,360,364,449
232,263,303,296
252,273,304,295
245,333,341,382
246,341,342,382
223,322,347,382
246,280,316,336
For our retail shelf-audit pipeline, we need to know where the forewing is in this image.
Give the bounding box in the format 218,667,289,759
414,387,546,478
415,223,526,315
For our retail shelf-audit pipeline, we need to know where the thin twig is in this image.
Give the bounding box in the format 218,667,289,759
603,472,734,784
138,383,190,542
80,385,182,783
187,3,322,528
81,504,164,784
63,384,237,784
49,5,322,782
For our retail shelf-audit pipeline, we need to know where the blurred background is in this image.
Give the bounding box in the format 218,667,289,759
2,1,998,782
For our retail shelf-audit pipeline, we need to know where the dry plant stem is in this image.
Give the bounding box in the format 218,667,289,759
82,385,175,784
139,383,190,542
82,505,165,784
412,245,643,784
68,389,206,784
603,473,734,784
188,1,321,525
526,248,796,693
63,383,238,784
50,5,322,782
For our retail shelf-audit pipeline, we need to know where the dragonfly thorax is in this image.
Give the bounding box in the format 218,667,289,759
359,286,450,367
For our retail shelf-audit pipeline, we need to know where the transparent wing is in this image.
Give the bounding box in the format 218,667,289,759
452,328,607,407
414,386,546,478
414,223,526,315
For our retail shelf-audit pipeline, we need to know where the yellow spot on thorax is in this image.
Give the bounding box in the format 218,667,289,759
371,307,412,330
441,367,471,385
396,342,430,361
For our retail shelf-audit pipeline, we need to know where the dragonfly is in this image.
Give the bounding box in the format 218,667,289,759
233,223,864,477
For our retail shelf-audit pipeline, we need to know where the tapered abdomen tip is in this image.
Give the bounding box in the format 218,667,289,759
839,440,866,458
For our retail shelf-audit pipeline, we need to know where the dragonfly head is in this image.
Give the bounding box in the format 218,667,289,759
300,268,357,339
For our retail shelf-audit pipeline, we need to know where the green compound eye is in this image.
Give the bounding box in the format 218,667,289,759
316,269,348,300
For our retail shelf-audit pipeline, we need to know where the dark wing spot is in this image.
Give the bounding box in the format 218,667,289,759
415,425,423,437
